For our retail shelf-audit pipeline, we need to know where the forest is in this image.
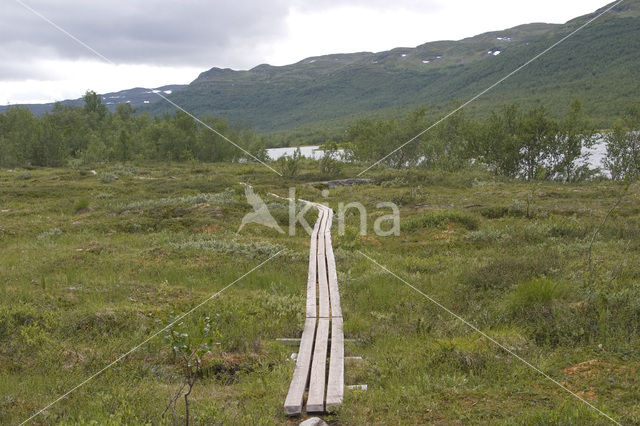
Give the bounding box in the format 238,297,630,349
1,91,638,182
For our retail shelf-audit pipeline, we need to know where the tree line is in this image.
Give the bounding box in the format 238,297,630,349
0,91,267,168
346,100,640,182
1,92,638,182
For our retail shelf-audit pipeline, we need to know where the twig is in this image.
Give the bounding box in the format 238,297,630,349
162,382,187,419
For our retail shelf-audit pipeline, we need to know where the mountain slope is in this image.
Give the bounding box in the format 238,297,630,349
3,1,638,135
144,0,639,132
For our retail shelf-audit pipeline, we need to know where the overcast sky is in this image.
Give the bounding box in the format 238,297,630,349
1,0,609,104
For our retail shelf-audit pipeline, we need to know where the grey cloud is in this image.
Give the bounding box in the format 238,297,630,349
2,0,292,68
1,0,440,73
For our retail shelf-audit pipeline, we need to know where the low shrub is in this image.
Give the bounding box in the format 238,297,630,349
404,210,479,232
462,252,560,290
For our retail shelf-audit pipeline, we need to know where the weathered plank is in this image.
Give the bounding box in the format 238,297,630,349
284,316,318,415
316,208,330,318
325,230,342,318
326,317,344,409
306,209,323,318
285,202,344,416
306,318,330,412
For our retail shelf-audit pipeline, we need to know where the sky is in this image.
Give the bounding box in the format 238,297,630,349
0,0,610,104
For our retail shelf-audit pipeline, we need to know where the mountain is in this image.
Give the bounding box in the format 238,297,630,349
3,1,639,137
0,85,186,115
142,0,639,133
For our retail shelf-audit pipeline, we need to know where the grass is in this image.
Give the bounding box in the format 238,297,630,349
1,162,639,424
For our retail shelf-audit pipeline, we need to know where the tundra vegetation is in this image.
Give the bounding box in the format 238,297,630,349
1,92,640,424
1,159,639,424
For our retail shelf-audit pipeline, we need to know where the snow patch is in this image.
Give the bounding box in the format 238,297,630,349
401,53,407,57
143,100,150,104
308,59,316,63
497,36,512,41
493,50,501,56
422,60,430,64
163,90,172,94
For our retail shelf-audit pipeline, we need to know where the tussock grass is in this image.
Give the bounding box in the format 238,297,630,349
1,163,639,424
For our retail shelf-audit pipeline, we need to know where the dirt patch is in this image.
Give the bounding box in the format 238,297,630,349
202,224,220,234
562,359,635,402
361,235,381,246
563,359,613,378
433,223,456,241
201,352,266,384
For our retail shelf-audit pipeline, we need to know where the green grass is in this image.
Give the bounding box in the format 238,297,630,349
1,162,639,424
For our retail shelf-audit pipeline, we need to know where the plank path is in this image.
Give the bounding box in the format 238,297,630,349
284,203,344,415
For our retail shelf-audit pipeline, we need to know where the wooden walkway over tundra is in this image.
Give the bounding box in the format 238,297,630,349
284,204,344,415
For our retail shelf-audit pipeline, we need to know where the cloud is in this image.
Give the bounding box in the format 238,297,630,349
2,0,442,69
2,0,295,68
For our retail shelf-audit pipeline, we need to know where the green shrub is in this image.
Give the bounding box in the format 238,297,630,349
114,190,236,212
462,252,560,290
36,227,62,241
479,206,509,219
73,198,90,213
277,148,302,178
508,278,565,317
99,172,118,183
170,237,284,259
14,171,32,180
404,210,478,232
95,192,115,199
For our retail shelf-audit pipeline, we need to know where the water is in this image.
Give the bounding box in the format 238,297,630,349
267,146,344,161
266,139,610,173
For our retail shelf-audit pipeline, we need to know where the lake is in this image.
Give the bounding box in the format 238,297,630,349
267,146,345,161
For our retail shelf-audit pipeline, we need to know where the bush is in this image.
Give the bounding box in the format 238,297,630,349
404,210,479,232
318,141,343,177
14,171,32,180
462,252,560,290
114,190,236,212
277,148,302,178
479,206,509,219
507,278,565,317
36,227,62,242
170,237,284,259
99,172,118,183
74,198,90,213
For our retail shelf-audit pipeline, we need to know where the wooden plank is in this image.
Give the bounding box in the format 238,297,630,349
326,317,344,409
325,233,342,318
284,317,317,415
306,318,330,413
316,208,330,318
306,209,323,318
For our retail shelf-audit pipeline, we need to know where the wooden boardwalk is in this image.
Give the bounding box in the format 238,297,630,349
284,204,344,415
